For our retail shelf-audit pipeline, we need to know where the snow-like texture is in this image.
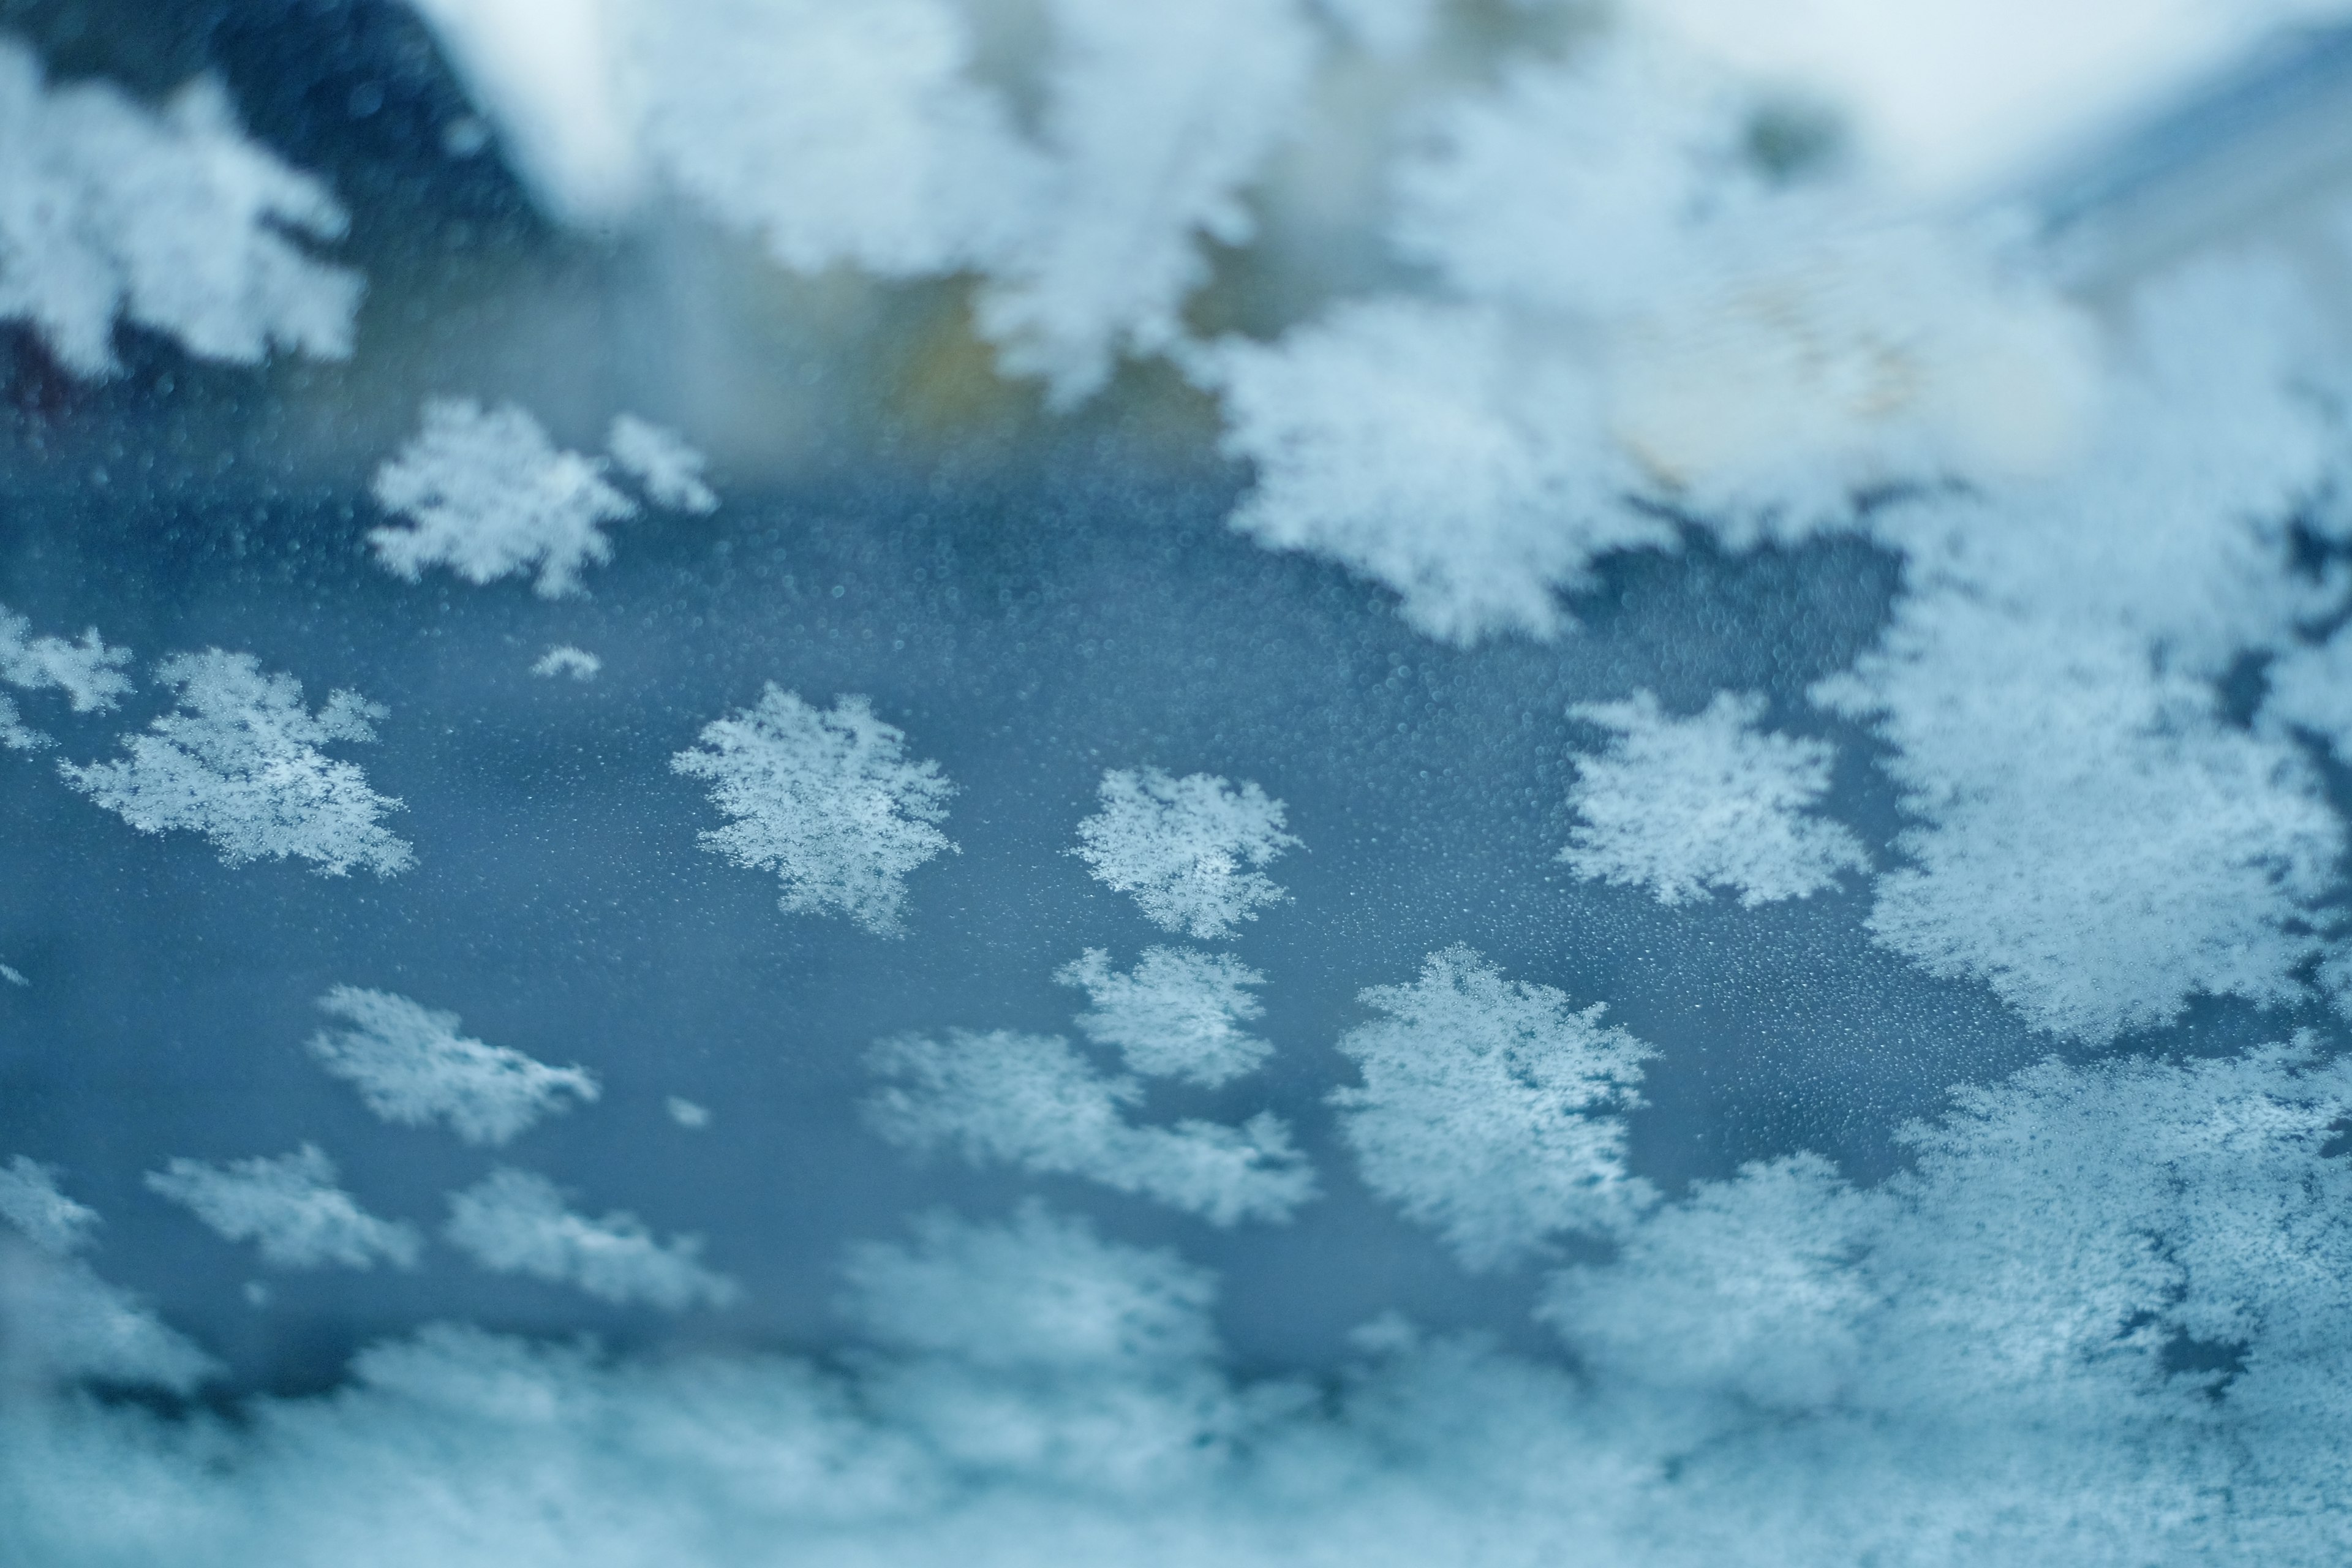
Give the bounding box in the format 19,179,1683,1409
307,986,601,1147
605,414,717,513
0,605,130,750
1055,946,1272,1085
1820,265,2349,1041
146,1145,421,1271
1072,767,1298,939
443,1168,739,1310
59,650,412,877
0,40,360,378
529,645,601,680
842,1202,1219,1370
672,687,956,935
1332,947,1656,1270
369,399,639,598
0,1156,98,1255
1560,690,1869,907
866,1029,1315,1225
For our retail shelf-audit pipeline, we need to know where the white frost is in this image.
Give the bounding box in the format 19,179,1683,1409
1072,767,1298,940
1054,946,1271,1086
145,1145,421,1271
370,399,638,598
1560,690,1868,908
443,1167,739,1310
530,645,602,680
866,1028,1315,1226
59,649,412,877
0,40,360,377
606,414,717,513
1332,946,1656,1270
0,1157,98,1256
0,605,131,750
307,986,601,1147
672,687,956,935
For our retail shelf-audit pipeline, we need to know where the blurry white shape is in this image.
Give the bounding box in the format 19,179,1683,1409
530,644,602,680
60,649,413,878
371,399,638,599
605,414,717,513
309,985,601,1146
0,605,132,750
0,1158,98,1255
443,1167,739,1310
1561,690,1869,907
842,1201,1218,1370
665,1096,710,1129
1332,946,1656,1270
867,1028,1316,1225
1054,946,1272,1087
672,687,957,937
0,965,22,987
1072,767,1299,940
1642,0,2352,196
0,40,360,377
242,1280,270,1307
146,1145,421,1271
406,0,646,221
620,0,1039,275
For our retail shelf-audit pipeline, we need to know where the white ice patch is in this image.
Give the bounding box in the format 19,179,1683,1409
145,1145,421,1271
443,1167,739,1310
1072,767,1297,940
529,644,602,680
0,1157,98,1256
0,40,360,378
1055,946,1271,1086
370,399,638,598
308,986,601,1147
672,687,956,935
605,413,717,513
665,1096,710,1129
865,1028,1315,1225
1560,690,1868,908
1333,946,1656,1270
0,964,23,987
60,649,412,877
0,604,131,750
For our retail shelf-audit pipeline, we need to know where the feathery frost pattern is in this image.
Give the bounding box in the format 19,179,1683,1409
865,1028,1314,1225
1561,690,1869,907
60,650,412,876
0,39,360,377
0,1157,99,1255
0,604,130,750
672,687,956,935
1072,767,1298,939
307,987,601,1147
1055,946,1272,1086
443,1168,739,1310
146,1145,421,1271
605,414,718,514
1333,947,1656,1270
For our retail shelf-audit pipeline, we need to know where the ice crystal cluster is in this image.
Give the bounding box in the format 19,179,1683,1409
23,6,2352,1567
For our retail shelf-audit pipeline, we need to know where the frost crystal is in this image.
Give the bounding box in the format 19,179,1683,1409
866,1029,1316,1225
1054,946,1271,1086
672,687,956,935
146,1145,421,1271
443,1167,739,1310
307,986,601,1147
0,1156,99,1255
60,650,412,877
530,645,602,681
605,414,717,513
369,399,638,598
1332,947,1656,1270
0,605,131,750
0,41,361,377
842,1201,1218,1370
1072,767,1298,939
1560,690,1868,907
